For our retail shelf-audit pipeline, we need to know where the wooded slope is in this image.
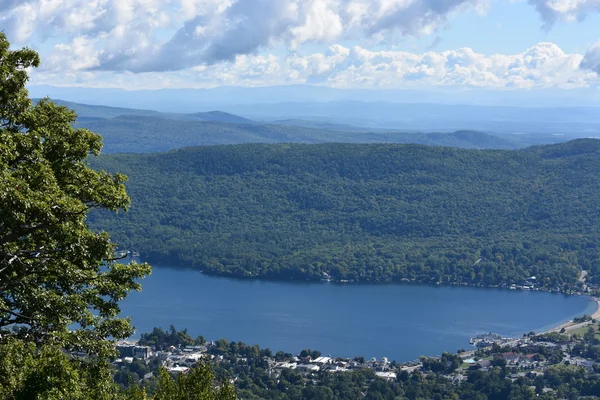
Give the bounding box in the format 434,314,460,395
89,140,600,287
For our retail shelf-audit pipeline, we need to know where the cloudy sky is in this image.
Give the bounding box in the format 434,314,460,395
1,0,599,91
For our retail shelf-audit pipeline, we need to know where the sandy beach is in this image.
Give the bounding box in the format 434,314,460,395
591,297,600,320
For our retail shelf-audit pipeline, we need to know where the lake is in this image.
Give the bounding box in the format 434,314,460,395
120,265,596,362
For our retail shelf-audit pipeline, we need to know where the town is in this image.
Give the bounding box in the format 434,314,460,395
112,307,600,398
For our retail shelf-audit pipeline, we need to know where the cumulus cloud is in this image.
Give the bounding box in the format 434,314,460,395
2,0,486,72
317,42,596,89
1,0,599,80
27,42,598,90
581,41,600,74
528,0,600,28
92,0,300,71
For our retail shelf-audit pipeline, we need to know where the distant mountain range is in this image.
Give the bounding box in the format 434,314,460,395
29,84,600,109
38,99,555,153
33,88,600,139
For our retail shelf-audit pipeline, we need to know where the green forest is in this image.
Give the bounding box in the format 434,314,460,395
89,140,600,289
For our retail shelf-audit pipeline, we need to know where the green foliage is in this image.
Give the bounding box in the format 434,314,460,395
0,339,124,400
90,140,600,287
0,31,151,356
574,315,593,324
0,33,234,400
0,338,235,400
421,353,462,374
153,365,235,400
139,326,206,350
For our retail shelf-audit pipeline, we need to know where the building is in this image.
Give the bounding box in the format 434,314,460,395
312,356,332,365
168,366,190,375
502,352,520,364
296,364,320,373
375,372,397,380
116,342,152,359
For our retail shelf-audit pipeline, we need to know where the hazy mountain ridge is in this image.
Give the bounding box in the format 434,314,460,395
35,99,521,152
76,114,517,153
182,110,254,123
31,86,600,134
29,84,600,109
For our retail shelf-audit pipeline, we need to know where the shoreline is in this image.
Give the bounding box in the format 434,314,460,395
128,258,597,359
136,258,587,294
543,296,600,334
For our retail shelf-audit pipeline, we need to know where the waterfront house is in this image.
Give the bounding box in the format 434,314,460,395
297,364,320,373
312,356,333,365
375,372,397,380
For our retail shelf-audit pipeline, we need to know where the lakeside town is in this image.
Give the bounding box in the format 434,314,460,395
111,294,600,397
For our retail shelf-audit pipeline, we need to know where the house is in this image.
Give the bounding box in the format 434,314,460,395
375,372,396,380
312,356,332,365
155,351,170,360
274,362,297,370
521,354,537,366
116,343,152,360
183,346,205,352
502,352,520,364
536,342,558,348
183,353,204,365
324,365,348,372
571,358,595,370
168,366,190,375
296,364,320,373
472,360,491,369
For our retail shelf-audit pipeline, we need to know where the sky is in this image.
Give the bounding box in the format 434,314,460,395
1,0,600,91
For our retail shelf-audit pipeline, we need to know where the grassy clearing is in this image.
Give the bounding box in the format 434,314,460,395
568,322,600,338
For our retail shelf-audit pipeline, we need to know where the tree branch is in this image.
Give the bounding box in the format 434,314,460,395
0,222,51,245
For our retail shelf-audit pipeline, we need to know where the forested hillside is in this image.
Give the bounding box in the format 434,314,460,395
89,140,600,288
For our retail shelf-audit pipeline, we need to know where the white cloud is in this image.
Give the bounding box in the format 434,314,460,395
581,41,600,74
1,0,598,81
2,0,488,72
28,42,598,90
528,0,600,28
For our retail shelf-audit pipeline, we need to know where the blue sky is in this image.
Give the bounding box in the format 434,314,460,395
0,0,598,91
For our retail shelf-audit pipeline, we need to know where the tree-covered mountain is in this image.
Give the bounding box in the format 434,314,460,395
89,140,600,288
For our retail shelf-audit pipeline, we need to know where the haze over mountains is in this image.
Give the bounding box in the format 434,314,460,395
29,85,600,109
42,98,600,153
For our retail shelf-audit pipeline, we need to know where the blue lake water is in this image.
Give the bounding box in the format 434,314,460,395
120,265,596,362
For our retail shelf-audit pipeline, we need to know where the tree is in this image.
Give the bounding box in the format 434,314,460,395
153,365,235,400
0,33,235,400
0,32,150,356
0,338,132,400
